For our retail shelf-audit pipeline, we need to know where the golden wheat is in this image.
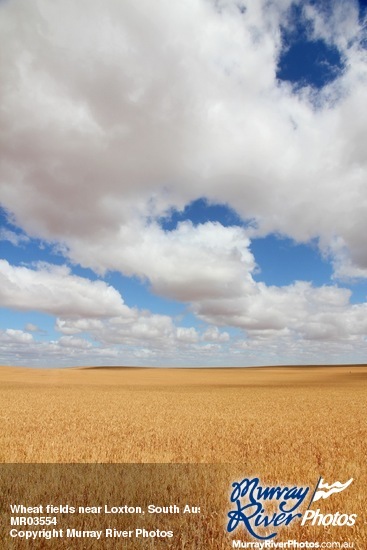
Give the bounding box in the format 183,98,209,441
0,365,366,548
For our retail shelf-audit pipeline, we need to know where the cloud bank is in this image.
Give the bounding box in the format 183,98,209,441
1,0,367,365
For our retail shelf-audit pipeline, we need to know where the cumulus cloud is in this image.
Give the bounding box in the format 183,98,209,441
191,277,367,348
176,327,199,343
1,0,367,365
66,221,255,303
0,260,128,318
202,326,230,342
25,323,40,332
0,228,29,246
0,329,33,345
58,336,93,350
303,0,360,50
0,259,206,355
55,312,198,352
0,0,366,281
0,329,119,367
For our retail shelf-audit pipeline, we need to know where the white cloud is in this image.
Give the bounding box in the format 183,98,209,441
176,327,199,343
58,336,93,350
303,1,360,51
66,221,255,303
0,228,29,246
0,259,205,355
55,312,198,352
0,329,33,344
326,236,367,281
25,323,39,332
133,348,156,359
55,318,104,335
0,331,119,367
193,280,355,337
0,0,366,282
47,271,367,361
1,0,367,366
202,326,230,342
0,260,128,318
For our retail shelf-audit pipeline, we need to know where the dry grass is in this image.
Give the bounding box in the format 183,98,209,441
0,365,366,548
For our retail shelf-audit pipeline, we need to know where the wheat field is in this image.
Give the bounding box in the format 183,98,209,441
0,365,366,548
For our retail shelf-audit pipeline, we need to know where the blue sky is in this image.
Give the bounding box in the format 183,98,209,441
1,0,367,367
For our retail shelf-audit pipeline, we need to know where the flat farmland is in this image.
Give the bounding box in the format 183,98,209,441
1,365,366,547
0,365,366,466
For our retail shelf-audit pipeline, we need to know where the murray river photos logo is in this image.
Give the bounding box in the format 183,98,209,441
227,476,355,540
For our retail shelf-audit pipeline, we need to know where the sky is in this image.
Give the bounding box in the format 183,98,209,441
1,0,367,368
